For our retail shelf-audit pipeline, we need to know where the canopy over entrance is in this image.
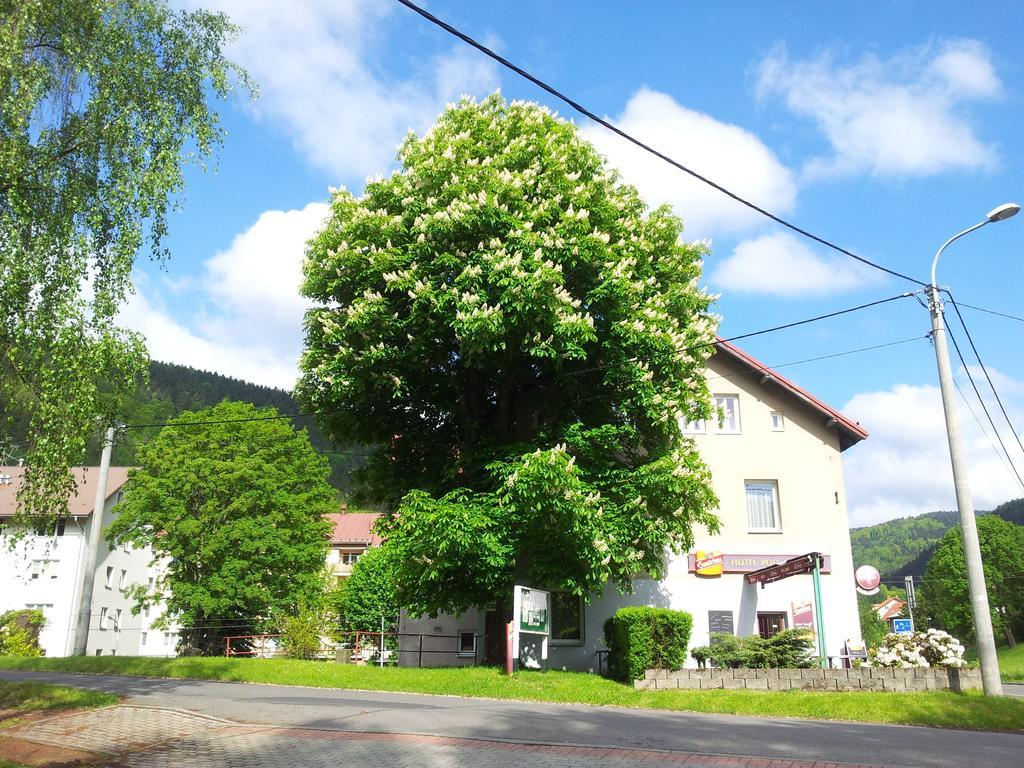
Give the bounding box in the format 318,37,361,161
746,552,824,586
745,552,829,667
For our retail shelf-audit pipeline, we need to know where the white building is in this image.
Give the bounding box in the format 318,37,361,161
0,467,175,657
400,340,869,670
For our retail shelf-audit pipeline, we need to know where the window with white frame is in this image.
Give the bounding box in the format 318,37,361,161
550,591,584,644
771,411,785,431
114,608,122,631
105,566,113,589
341,552,361,565
714,395,741,433
457,631,477,657
681,416,706,434
99,607,109,630
30,559,57,579
119,569,128,591
745,481,781,532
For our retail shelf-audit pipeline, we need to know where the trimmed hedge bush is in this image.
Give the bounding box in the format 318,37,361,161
690,629,815,669
603,607,692,681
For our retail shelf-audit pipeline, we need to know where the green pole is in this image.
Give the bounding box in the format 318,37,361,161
812,554,828,668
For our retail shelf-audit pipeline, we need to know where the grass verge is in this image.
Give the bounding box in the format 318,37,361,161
965,642,1024,683
0,656,1021,732
0,680,118,727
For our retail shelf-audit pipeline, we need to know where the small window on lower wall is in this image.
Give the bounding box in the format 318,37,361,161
457,631,476,657
550,591,584,644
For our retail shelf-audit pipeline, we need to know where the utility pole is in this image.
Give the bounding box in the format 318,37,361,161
926,203,1018,696
904,575,916,630
71,426,115,656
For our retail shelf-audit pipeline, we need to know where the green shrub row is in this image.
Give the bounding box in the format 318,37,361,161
603,607,692,681
690,629,815,669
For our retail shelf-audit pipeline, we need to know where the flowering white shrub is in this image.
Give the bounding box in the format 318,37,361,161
869,629,966,668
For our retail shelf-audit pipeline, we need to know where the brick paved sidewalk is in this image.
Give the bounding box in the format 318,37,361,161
1,704,899,768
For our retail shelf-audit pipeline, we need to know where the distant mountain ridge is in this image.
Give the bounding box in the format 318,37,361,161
849,500,1024,581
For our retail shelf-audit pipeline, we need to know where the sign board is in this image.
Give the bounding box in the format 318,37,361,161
791,600,815,633
694,551,724,577
688,552,832,575
892,618,913,635
516,587,550,635
708,610,734,636
508,586,550,675
855,565,881,595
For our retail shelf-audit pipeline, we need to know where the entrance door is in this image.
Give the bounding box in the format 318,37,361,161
757,612,787,639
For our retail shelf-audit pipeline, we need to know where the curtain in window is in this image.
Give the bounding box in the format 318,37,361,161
746,483,776,529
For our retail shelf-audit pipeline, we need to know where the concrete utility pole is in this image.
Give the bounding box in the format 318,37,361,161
71,426,115,656
927,202,1019,696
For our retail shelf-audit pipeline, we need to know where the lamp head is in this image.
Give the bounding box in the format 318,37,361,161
987,203,1021,222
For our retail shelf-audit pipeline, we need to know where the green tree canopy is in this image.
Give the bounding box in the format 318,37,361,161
339,547,399,633
0,0,247,522
299,93,720,620
105,401,335,655
922,515,1024,647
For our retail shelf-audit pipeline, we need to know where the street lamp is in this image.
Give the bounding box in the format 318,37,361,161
928,201,1019,696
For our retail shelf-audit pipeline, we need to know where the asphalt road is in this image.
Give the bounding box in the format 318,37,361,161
2,670,1022,768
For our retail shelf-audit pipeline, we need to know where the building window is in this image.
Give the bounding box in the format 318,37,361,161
681,417,706,434
457,631,477,657
95,649,103,656
55,518,66,537
550,591,584,644
105,566,113,589
119,569,128,591
143,604,151,619
746,481,781,532
714,395,741,434
114,608,122,632
141,632,148,646
771,411,785,431
30,559,57,579
99,607,109,630
341,552,361,566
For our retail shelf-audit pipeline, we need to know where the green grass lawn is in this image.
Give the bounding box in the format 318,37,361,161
964,642,1024,683
0,655,1022,732
0,680,118,727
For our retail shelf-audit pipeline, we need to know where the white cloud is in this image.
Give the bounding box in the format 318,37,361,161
711,232,879,297
182,0,499,181
757,39,1001,179
120,203,329,390
843,376,1024,527
582,88,797,238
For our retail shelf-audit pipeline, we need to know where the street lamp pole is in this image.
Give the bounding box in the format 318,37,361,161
927,202,1019,697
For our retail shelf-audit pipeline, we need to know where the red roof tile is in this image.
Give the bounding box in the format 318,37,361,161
326,510,382,547
0,466,132,517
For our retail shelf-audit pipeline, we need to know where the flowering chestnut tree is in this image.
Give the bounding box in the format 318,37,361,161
299,94,720,620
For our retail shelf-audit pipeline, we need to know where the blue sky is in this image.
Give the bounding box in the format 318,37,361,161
120,1,1024,525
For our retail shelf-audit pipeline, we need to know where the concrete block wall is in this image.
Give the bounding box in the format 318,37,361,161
634,667,982,692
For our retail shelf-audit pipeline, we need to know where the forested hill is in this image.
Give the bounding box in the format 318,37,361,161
77,360,362,494
849,499,1024,580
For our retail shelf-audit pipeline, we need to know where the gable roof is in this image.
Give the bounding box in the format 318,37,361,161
871,596,907,621
714,339,869,451
0,466,132,517
326,510,382,547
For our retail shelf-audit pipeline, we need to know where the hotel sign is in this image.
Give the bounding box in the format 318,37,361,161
688,552,832,576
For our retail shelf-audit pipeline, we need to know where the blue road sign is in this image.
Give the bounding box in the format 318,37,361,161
892,618,913,635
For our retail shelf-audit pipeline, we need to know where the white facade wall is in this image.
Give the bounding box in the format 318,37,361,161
0,517,89,657
0,481,176,658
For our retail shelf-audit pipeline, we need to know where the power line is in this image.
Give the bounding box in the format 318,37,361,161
941,322,1024,489
393,0,928,288
951,371,1020,486
952,299,1024,324
557,291,917,380
946,293,1024,461
703,335,926,383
